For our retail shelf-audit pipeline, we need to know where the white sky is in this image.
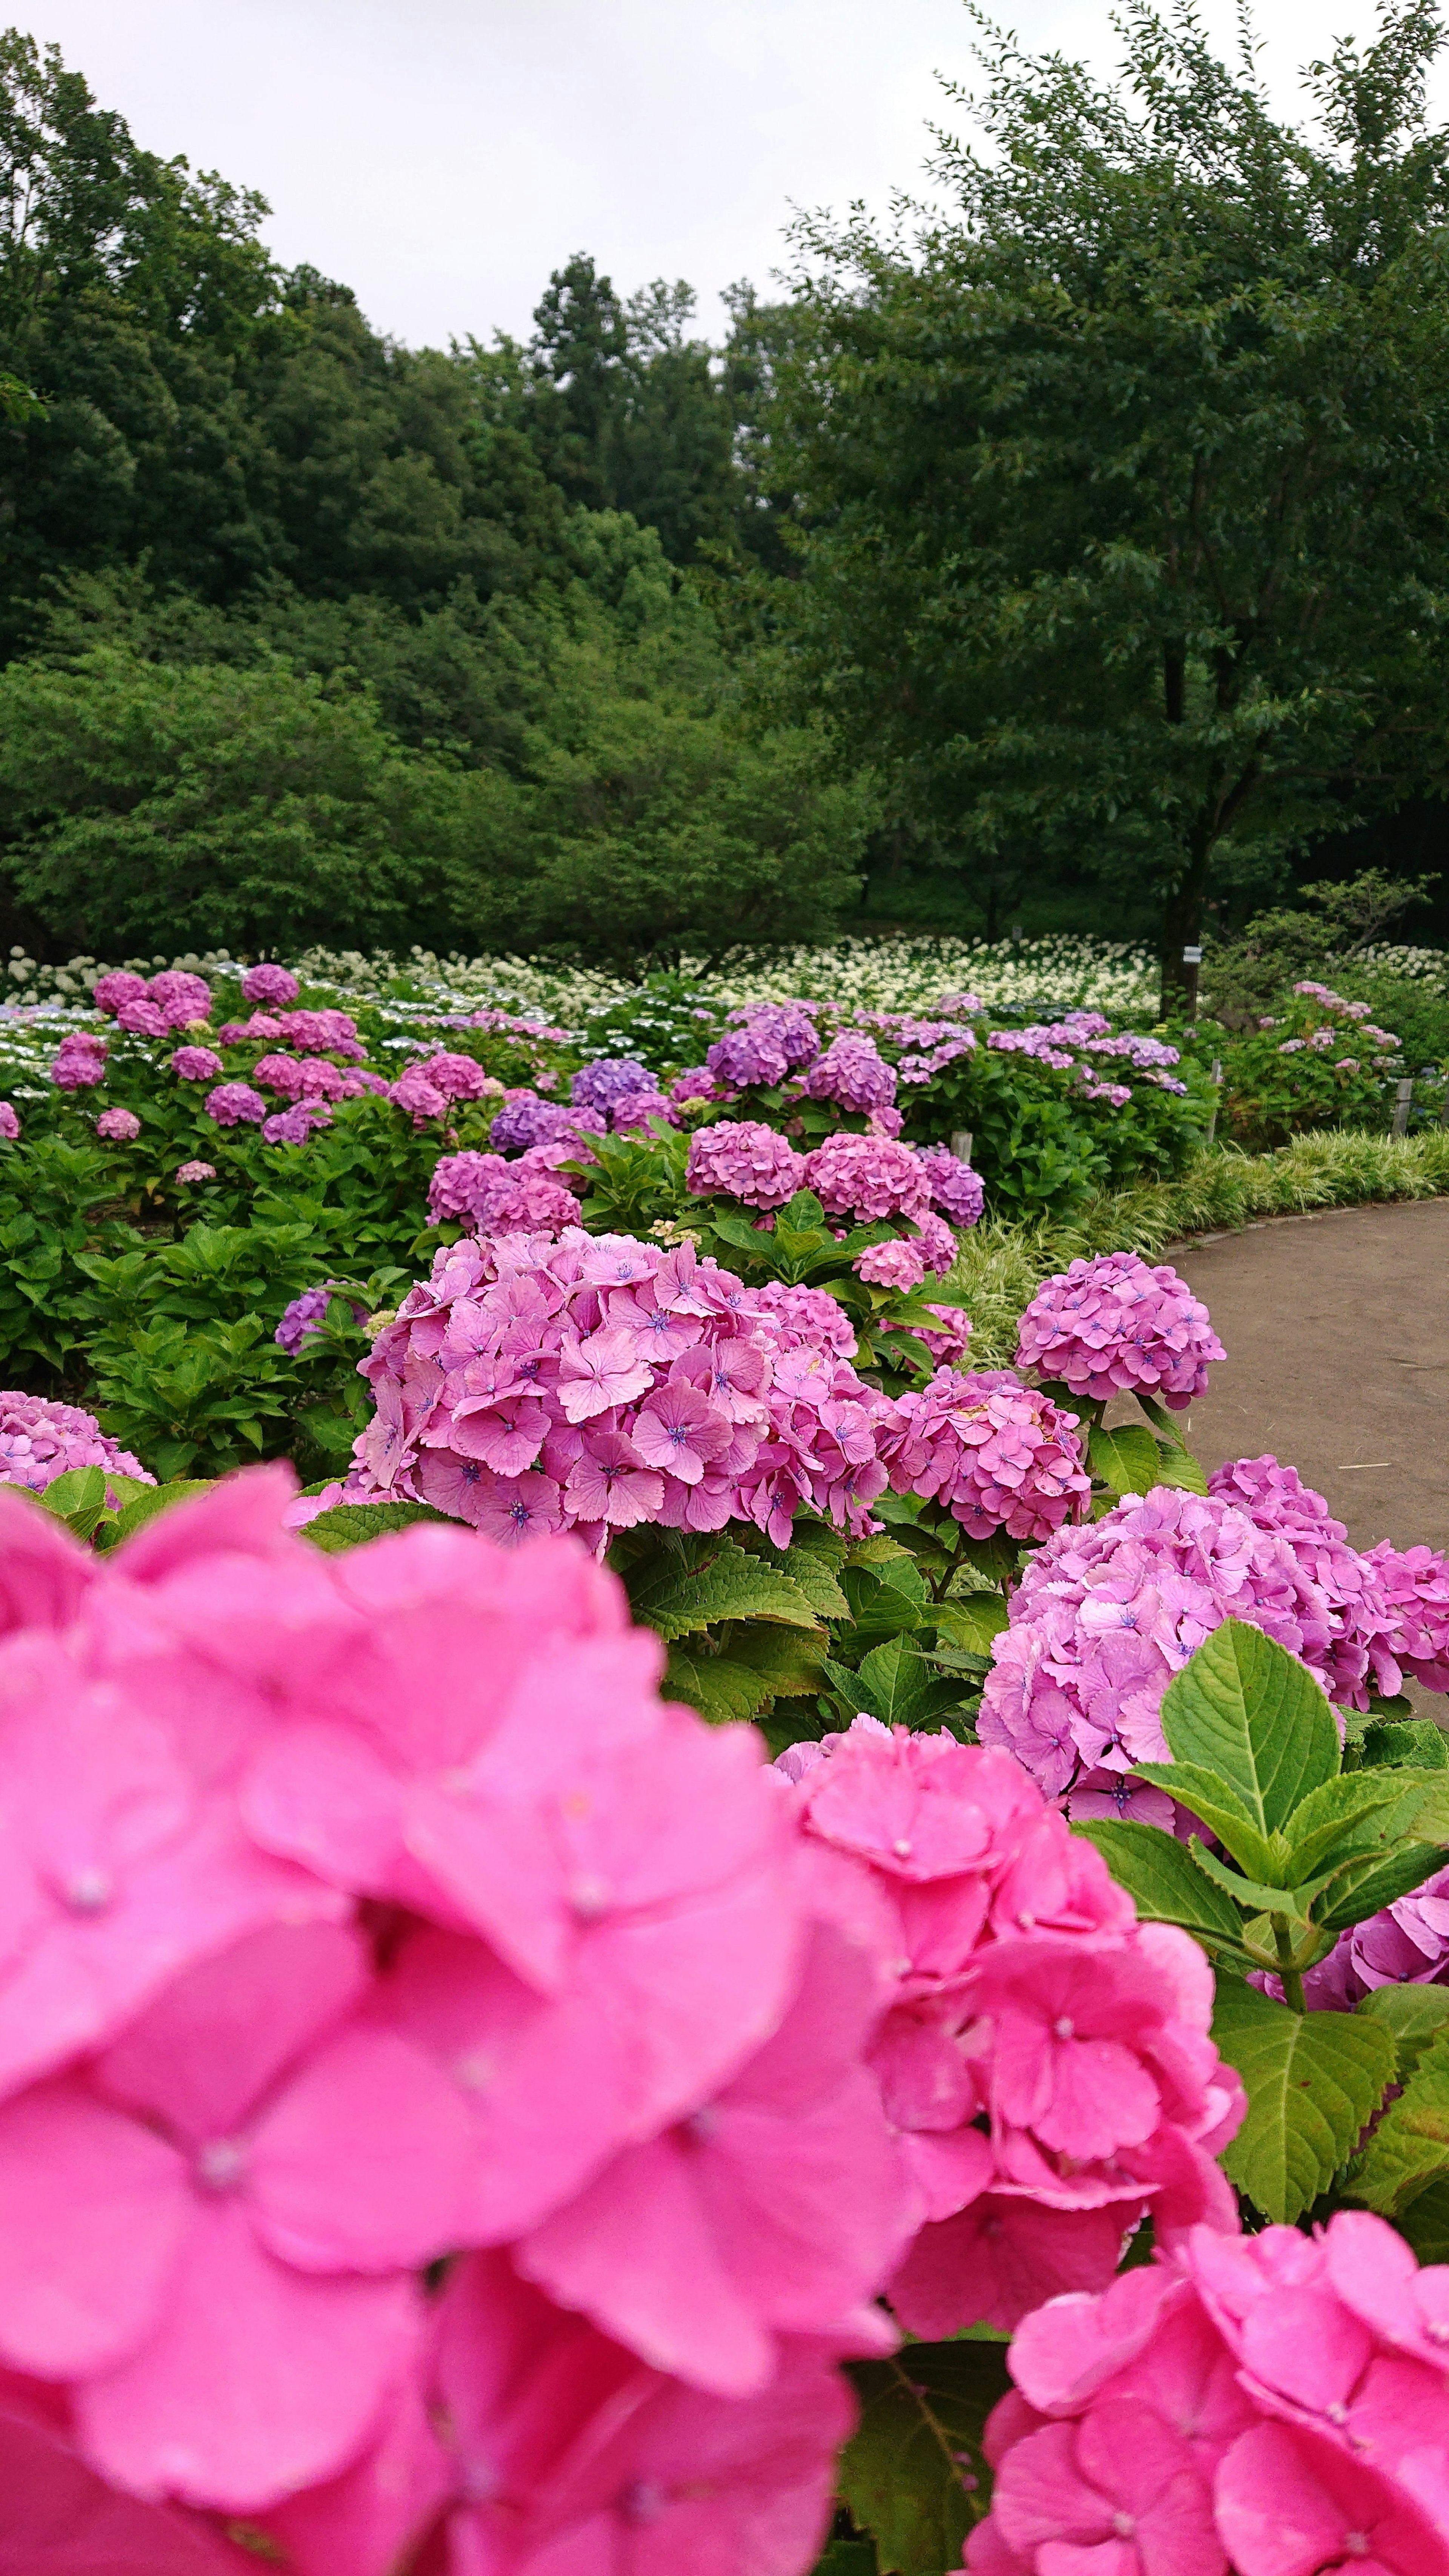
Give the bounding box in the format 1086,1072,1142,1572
9,0,1438,347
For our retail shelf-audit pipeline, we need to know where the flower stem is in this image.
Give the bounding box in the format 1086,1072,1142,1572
1273,1915,1306,2013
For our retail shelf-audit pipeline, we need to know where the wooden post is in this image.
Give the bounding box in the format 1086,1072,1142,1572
1392,1077,1414,1139
949,1129,974,1166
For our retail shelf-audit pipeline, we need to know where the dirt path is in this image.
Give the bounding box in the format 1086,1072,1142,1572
1163,1199,1449,1554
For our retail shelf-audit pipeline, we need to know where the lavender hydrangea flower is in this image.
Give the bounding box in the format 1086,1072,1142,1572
685,1120,807,1209
706,1004,820,1091
877,1367,1090,1543
915,1145,984,1228
490,1092,589,1155
0,1390,153,1497
274,1283,368,1352
204,1081,268,1127
570,1058,653,1117
1014,1250,1224,1410
263,1101,332,1145
95,1107,141,1143
0,1104,18,1141
169,1046,223,1081
611,1089,679,1134
800,1035,897,1114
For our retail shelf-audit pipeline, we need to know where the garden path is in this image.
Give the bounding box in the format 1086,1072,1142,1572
1163,1199,1449,1555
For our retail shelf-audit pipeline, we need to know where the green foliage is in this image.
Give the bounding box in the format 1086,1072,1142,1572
301,1498,457,1550
837,2342,1010,2572
88,1314,298,1480
1211,1980,1397,2225
771,4,1449,992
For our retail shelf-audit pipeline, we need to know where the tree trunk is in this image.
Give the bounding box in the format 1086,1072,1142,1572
1159,829,1212,1018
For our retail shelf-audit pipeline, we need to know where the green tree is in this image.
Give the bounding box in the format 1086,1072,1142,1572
772,0,1449,1003
0,644,456,953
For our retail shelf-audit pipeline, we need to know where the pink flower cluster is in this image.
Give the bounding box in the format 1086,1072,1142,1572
240,963,300,1006
203,1082,268,1128
95,969,213,1030
778,1722,1243,2342
803,1131,932,1224
706,1003,821,1091
1014,1252,1225,1410
272,1007,365,1060
0,1389,152,1497
686,1118,806,1209
51,1029,108,1090
426,1149,581,1234
0,1101,18,1140
1284,1862,1449,2010
878,1369,1090,1542
170,1045,224,1082
969,2211,1449,2576
916,1143,986,1227
0,1470,912,2567
253,1052,387,1106
349,1229,892,1551
979,1472,1449,1804
801,1034,897,1114
96,1106,141,1143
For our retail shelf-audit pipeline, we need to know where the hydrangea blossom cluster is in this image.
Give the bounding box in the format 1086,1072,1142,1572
800,1034,897,1115
570,1055,653,1114
426,1148,582,1234
95,968,213,1029
878,1369,1091,1541
979,1473,1449,1804
175,1158,215,1183
169,1046,224,1083
915,1144,986,1227
51,1029,108,1090
274,1284,368,1353
272,1007,365,1060
1269,1862,1449,2011
348,1228,893,1552
0,1389,152,1496
777,1721,1243,2342
705,1003,821,1091
203,1082,268,1128
240,963,300,1006
0,1102,18,1141
969,2211,1449,2576
96,1106,141,1143
263,1100,333,1147
1014,1251,1225,1410
0,1471,918,2565
489,1091,602,1154
686,1119,807,1209
802,1132,932,1226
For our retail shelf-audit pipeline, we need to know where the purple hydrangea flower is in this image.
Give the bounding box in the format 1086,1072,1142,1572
490,1092,587,1155
801,1132,932,1224
0,1390,153,1497
92,971,149,1016
169,1046,224,1082
274,1283,368,1352
685,1120,807,1209
877,1367,1090,1543
263,1101,332,1145
800,1034,897,1114
95,1107,141,1143
1014,1250,1224,1410
570,1058,654,1117
204,1082,268,1127
240,963,300,1007
915,1145,984,1228
0,1103,18,1141
706,1004,821,1091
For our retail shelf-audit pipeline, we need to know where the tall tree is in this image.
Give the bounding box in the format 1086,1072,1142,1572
772,0,1449,1003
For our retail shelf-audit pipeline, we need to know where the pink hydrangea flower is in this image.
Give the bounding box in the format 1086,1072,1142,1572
92,970,149,1016
0,1391,152,1498
251,1052,306,1098
969,2211,1449,2576
611,1087,680,1133
428,1149,580,1235
95,1107,141,1142
801,1034,897,1114
275,1008,364,1058
203,1083,268,1128
686,1120,807,1209
1364,1536,1449,1691
240,964,300,1006
418,1052,496,1104
148,972,212,1028
174,1160,215,1184
878,1369,1090,1543
169,1046,223,1082
263,1101,331,1146
707,1004,821,1090
1015,1252,1225,1410
854,1238,929,1290
0,1103,18,1141
1207,1456,1407,1705
777,1722,1242,2342
51,1033,107,1090
389,1066,448,1125
803,1133,932,1225
912,1303,974,1366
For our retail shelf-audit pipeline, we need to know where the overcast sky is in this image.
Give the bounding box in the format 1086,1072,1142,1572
10,0,1438,348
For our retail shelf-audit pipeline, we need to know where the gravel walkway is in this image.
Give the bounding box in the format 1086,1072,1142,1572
1165,1199,1449,1555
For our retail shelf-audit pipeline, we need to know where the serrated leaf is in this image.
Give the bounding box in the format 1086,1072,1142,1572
1185,1837,1314,1922
1315,1840,1449,1934
839,2342,1009,2572
725,1622,830,1699
1072,1817,1255,1949
1357,1986,1449,2082
626,1539,820,1642
934,1595,1010,1653
1280,1770,1439,1885
661,1647,772,1726
1088,1423,1161,1496
1161,1620,1340,1838
34,1465,109,1522
1399,2174,1449,2262
1212,1981,1395,2223
103,1478,214,1548
302,1499,458,1553
1360,1716,1449,1774
1346,2028,1449,2217
853,1636,964,1727
1131,1759,1278,1881
1152,1444,1209,1495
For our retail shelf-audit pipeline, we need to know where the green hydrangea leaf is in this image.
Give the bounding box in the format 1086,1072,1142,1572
1072,1816,1256,1950
1212,1980,1396,2223
1161,1619,1340,1838
838,2341,1009,2573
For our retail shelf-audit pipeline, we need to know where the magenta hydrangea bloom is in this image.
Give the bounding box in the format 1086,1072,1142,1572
240,963,300,1007
251,1052,306,1097
749,1279,858,1357
95,1107,141,1143
915,1143,985,1227
1363,1536,1449,1691
912,1302,974,1366
686,1119,807,1209
271,1007,365,1061
116,997,169,1037
174,1159,215,1183
878,1368,1090,1543
426,1149,580,1235
611,1087,679,1133
489,1091,590,1154
0,1103,18,1141
418,1052,497,1104
0,1467,913,2546
778,1720,1242,2341
169,1046,223,1082
800,1034,897,1113
350,1227,891,1553
204,1083,268,1127
263,1101,331,1146
803,1132,932,1225
0,1391,152,1498
50,1033,107,1090
92,970,149,1016
969,2211,1449,2576
147,970,212,1029
1015,1250,1225,1410
669,1065,721,1104
388,1066,448,1124
1207,1455,1406,1705
854,1237,929,1290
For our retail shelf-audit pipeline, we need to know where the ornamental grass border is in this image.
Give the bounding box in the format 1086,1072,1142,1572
952,1129,1449,1366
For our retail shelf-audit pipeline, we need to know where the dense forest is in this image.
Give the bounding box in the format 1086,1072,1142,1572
2,9,1449,970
